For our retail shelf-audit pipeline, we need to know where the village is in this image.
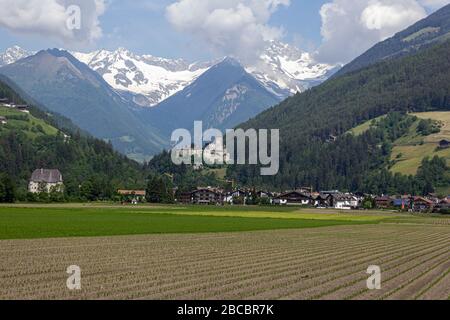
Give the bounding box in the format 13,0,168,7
22,168,450,213
169,187,450,213
111,188,445,214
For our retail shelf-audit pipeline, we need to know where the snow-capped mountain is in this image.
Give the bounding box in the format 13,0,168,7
246,41,339,97
72,48,216,107
0,43,338,107
0,46,34,66
141,57,281,138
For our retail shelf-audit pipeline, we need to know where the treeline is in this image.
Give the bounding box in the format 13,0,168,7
228,39,450,194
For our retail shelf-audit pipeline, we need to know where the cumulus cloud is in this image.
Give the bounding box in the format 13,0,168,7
166,0,290,63
316,0,450,64
420,0,450,9
0,0,106,45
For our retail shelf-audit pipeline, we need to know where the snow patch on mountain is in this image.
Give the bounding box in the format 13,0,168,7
72,48,215,107
245,41,338,97
0,46,34,66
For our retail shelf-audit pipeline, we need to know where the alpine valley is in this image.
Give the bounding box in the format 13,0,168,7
228,4,450,194
0,41,337,160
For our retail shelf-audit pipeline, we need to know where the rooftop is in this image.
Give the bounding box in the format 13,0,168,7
30,169,63,183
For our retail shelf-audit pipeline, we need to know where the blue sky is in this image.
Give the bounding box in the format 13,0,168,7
0,0,448,64
0,0,328,60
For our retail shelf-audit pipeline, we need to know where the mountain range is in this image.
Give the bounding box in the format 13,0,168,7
0,41,337,108
0,41,337,160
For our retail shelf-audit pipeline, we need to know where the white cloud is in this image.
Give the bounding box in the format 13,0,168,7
165,0,290,63
420,0,450,9
0,0,106,45
316,0,450,64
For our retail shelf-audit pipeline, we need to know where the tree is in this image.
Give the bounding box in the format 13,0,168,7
0,175,16,203
146,175,174,204
80,180,94,201
362,197,375,210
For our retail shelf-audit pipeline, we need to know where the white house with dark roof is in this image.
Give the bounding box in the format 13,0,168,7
28,169,64,193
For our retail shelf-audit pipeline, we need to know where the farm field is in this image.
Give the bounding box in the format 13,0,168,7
0,204,449,300
1,224,449,300
0,205,386,240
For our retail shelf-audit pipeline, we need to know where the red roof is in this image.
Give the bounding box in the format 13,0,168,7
413,197,434,204
117,190,146,196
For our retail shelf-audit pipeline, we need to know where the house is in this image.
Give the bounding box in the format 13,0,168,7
327,135,337,143
0,116,7,125
28,169,64,193
393,196,411,209
434,198,450,213
117,190,146,204
438,139,450,149
314,193,332,207
192,188,223,205
273,190,311,206
177,192,193,204
224,189,249,204
375,196,393,209
15,105,30,113
256,190,272,198
314,190,341,207
330,193,359,210
0,98,9,104
411,197,434,212
230,189,249,198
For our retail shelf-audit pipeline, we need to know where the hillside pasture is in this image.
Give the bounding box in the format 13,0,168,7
0,106,59,138
348,111,450,175
390,111,450,175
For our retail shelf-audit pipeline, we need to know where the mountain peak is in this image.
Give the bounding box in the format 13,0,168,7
245,40,338,97
45,48,69,56
220,56,242,67
0,46,33,66
115,47,132,57
6,45,26,52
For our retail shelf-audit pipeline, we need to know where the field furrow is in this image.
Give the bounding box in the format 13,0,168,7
1,224,449,300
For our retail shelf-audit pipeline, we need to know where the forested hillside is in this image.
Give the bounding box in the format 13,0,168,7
0,77,145,201
228,40,450,194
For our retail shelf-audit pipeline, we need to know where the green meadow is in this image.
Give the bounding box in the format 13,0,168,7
0,204,399,240
0,106,59,139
